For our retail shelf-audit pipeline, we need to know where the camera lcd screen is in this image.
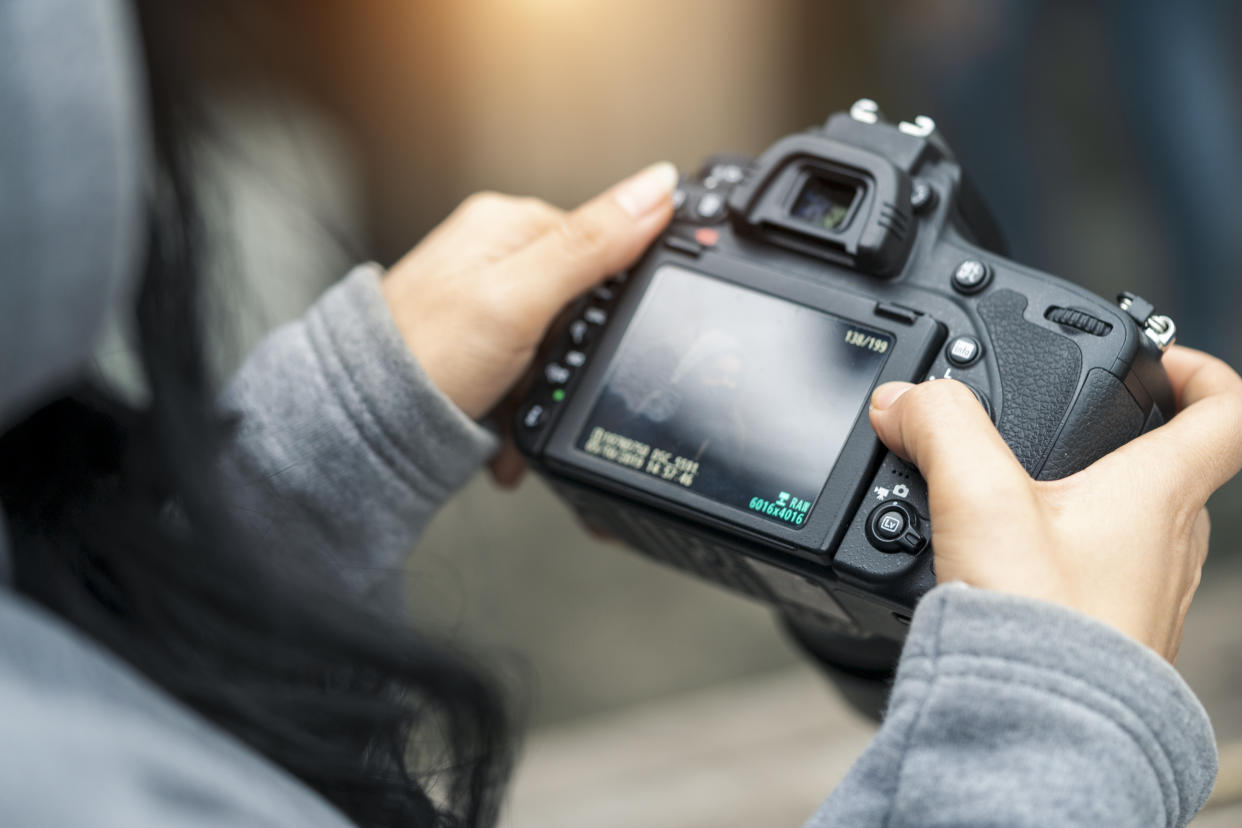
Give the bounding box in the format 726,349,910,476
576,265,892,528
791,175,859,231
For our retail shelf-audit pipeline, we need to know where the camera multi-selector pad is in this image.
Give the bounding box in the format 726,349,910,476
516,100,1177,674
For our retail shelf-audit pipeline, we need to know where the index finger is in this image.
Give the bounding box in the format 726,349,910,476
1091,346,1242,504
500,163,676,320
1163,345,1242,409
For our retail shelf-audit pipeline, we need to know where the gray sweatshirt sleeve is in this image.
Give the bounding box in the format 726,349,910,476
806,583,1217,828
218,264,498,595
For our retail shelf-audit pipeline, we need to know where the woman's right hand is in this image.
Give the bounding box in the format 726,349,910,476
867,346,1242,662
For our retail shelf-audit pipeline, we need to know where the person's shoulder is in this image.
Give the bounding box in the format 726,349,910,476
0,589,352,827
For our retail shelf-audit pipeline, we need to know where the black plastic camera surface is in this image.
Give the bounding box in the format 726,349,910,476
514,101,1176,675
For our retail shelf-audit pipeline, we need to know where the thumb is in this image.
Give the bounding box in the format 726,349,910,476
868,379,1028,502
503,162,677,318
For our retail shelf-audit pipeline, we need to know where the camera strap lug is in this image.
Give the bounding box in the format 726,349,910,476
897,115,936,138
1117,292,1177,351
849,98,882,124
848,99,938,138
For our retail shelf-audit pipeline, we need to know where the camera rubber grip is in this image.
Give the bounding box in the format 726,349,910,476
1036,368,1145,480
978,289,1083,474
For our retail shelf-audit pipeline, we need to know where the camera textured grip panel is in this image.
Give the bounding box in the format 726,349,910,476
978,289,1083,474
1036,368,1145,480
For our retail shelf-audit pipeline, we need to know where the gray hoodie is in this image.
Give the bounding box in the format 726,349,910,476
0,1,1217,826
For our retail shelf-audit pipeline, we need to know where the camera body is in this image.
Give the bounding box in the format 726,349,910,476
514,102,1176,675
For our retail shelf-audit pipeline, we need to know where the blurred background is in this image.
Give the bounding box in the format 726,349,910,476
181,1,1242,824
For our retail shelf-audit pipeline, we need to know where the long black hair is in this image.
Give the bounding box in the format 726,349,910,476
0,3,511,826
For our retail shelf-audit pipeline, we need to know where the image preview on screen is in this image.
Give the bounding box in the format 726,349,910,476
577,265,892,527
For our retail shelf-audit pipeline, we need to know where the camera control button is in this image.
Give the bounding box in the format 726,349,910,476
522,404,547,430
910,179,937,213
946,335,983,367
693,227,721,247
865,501,927,555
569,319,591,347
583,306,608,326
710,163,746,184
874,507,906,541
544,363,572,386
952,259,993,294
695,192,726,222
960,383,995,421
565,350,586,368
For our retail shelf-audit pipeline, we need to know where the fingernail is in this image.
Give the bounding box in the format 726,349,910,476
871,382,914,411
614,161,679,217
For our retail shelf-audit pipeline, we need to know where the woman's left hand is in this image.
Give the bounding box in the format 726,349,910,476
380,162,677,484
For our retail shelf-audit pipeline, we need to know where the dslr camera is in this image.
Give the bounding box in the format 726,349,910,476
515,101,1176,677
